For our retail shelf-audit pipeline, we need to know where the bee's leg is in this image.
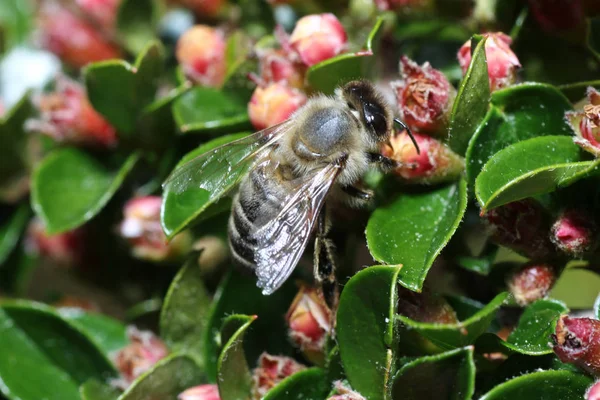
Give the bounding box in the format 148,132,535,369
341,184,373,201
367,152,399,172
314,207,339,315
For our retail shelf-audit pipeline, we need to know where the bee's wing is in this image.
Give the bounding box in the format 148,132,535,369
251,159,345,295
162,121,292,198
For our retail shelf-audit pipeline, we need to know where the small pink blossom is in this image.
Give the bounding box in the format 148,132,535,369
567,87,600,156
176,25,227,87
257,48,305,89
587,381,600,400
551,209,597,255
289,14,347,67
248,83,307,130
25,217,84,266
178,384,221,400
252,353,305,399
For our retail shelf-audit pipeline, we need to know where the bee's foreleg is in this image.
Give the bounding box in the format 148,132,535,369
314,208,339,317
341,184,373,201
367,152,399,172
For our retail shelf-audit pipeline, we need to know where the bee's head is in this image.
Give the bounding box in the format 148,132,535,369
340,80,393,143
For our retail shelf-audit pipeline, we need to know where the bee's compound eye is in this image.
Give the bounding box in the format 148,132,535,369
363,102,387,137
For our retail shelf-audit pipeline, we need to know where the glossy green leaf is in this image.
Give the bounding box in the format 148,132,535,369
337,265,402,400
160,257,212,358
84,41,164,134
366,179,468,291
0,0,34,48
161,132,248,238
479,370,592,400
448,36,490,155
217,314,256,400
466,83,573,188
263,368,329,400
118,354,204,400
475,136,596,211
80,380,120,400
116,0,158,54
397,292,508,350
456,243,498,275
0,301,115,400
307,16,384,94
32,148,139,234
0,204,29,265
391,347,475,400
172,87,251,135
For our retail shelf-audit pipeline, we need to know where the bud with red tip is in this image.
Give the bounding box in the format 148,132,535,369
118,196,192,262
176,25,227,87
27,76,117,147
248,83,307,130
457,32,520,92
552,315,600,376
506,263,557,306
392,56,456,135
289,14,347,67
76,0,122,29
112,326,169,388
328,380,366,400
587,381,600,400
567,87,600,157
381,131,464,184
252,353,305,399
25,217,84,266
38,1,120,68
178,384,221,400
550,209,597,255
483,199,554,260
258,49,305,89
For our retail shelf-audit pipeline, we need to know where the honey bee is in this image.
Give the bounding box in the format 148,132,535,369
164,80,417,306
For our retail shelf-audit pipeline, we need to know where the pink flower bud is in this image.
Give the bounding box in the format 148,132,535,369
178,384,221,400
258,48,305,89
328,380,366,400
528,0,585,33
567,87,600,157
551,209,597,255
391,56,456,135
552,316,600,376
457,32,520,91
76,0,122,29
38,2,121,68
176,25,226,87
483,199,554,259
381,131,464,184
27,76,117,147
248,83,307,130
587,381,600,400
112,326,169,387
252,353,305,399
25,217,84,266
506,263,557,306
118,196,192,262
289,14,347,67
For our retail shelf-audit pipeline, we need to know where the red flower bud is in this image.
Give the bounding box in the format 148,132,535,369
528,0,585,33
457,32,520,91
248,83,307,130
567,87,600,157
381,131,464,184
587,381,600,400
178,384,221,400
27,76,117,147
112,326,169,388
392,56,455,135
252,353,305,399
37,2,120,68
506,263,557,306
176,25,226,87
553,316,600,376
551,209,597,255
328,380,366,400
25,217,84,266
258,48,305,89
483,199,554,259
76,0,122,29
289,14,347,67
118,196,192,262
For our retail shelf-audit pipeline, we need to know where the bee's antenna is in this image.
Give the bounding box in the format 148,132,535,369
394,118,420,155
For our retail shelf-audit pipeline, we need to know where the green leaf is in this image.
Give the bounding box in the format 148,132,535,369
0,0,34,48
160,257,212,359
391,347,475,400
80,380,120,400
466,83,574,188
161,132,248,238
475,136,596,211
263,368,329,400
0,204,29,265
476,299,568,356
337,265,402,400
118,354,204,400
0,301,115,400
32,148,140,234
397,292,508,350
448,36,490,155
84,41,164,134
366,179,468,291
456,243,498,275
116,0,158,54
217,314,256,400
172,87,251,135
307,16,384,94
479,370,593,400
